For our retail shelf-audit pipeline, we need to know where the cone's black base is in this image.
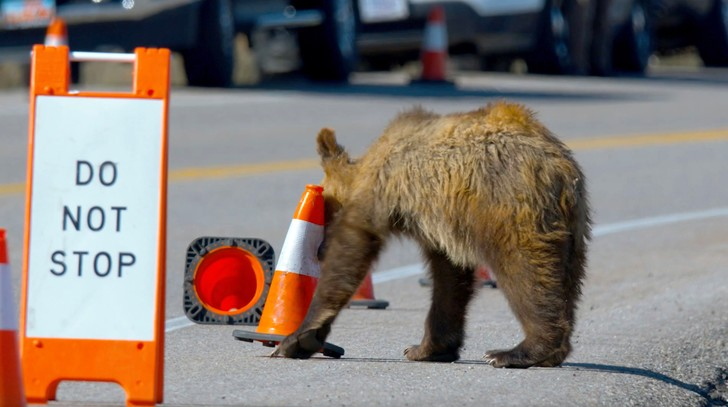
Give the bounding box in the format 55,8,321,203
232,330,345,359
419,276,497,289
482,280,498,288
410,79,455,86
349,299,389,309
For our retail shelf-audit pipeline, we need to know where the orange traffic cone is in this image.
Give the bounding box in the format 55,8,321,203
417,6,450,83
43,17,80,84
476,265,497,288
184,237,275,325
44,18,68,47
0,229,26,407
349,271,389,309
233,185,344,358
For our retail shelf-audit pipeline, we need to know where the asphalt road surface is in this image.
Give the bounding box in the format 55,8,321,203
1,67,727,406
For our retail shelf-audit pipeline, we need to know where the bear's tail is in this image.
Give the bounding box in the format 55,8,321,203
559,172,591,315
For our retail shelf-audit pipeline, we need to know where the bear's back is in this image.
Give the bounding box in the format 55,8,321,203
351,102,584,253
360,102,575,185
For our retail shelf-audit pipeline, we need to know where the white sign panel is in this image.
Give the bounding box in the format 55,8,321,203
26,96,164,341
359,0,409,23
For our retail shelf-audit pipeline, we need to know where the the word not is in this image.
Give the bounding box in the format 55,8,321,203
63,205,127,232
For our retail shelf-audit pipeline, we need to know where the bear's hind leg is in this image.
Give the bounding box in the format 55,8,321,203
405,250,475,362
483,255,573,368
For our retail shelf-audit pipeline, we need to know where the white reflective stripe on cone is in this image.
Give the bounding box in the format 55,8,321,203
275,219,324,278
45,36,67,47
423,24,447,52
0,264,18,330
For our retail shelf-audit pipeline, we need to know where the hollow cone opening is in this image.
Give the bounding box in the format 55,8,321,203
194,247,265,315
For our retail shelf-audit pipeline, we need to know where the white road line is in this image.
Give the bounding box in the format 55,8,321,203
590,207,728,237
165,315,195,332
372,264,424,284
165,206,728,333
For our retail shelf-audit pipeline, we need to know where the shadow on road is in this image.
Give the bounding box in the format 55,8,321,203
319,357,721,404
561,362,720,404
640,67,728,87
231,66,728,101
234,76,646,103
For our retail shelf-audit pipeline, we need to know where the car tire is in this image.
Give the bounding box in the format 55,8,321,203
590,0,617,76
613,0,653,73
528,0,594,75
182,0,235,87
696,0,728,66
296,0,358,82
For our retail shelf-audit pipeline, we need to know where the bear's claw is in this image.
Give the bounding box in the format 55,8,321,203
271,329,323,359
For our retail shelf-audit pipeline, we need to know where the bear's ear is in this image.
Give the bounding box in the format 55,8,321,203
316,128,346,161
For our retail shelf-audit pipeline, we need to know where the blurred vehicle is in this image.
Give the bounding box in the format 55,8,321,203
355,0,728,75
0,0,356,86
651,0,728,67
356,0,649,75
235,0,356,81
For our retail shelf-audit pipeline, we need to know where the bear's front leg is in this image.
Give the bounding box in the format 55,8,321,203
271,314,333,359
272,206,384,359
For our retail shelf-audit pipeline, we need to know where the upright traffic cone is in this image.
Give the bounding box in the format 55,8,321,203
349,271,389,309
44,18,68,47
476,265,497,288
233,185,344,358
416,6,450,83
44,17,80,84
0,229,26,407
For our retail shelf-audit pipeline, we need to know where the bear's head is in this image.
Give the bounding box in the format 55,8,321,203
316,128,357,226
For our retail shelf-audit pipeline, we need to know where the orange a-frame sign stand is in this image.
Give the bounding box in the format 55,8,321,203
20,45,170,406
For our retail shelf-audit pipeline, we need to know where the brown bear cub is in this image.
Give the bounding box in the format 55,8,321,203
272,101,591,368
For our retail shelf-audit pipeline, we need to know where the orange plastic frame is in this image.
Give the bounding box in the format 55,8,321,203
20,45,170,406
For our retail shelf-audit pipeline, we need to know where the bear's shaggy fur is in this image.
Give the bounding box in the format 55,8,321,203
272,101,591,368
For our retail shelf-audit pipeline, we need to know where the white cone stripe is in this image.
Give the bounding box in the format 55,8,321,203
45,36,67,47
0,264,18,330
275,218,324,278
423,23,447,52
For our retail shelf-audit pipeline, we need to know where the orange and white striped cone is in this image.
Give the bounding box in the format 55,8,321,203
183,237,275,325
44,18,80,84
416,6,450,84
233,185,344,358
476,265,497,288
0,229,26,407
349,271,389,309
44,18,68,47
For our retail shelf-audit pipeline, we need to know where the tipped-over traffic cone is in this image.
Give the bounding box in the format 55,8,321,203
233,185,344,358
0,229,26,407
417,6,450,83
44,18,68,47
349,271,389,309
184,237,275,325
